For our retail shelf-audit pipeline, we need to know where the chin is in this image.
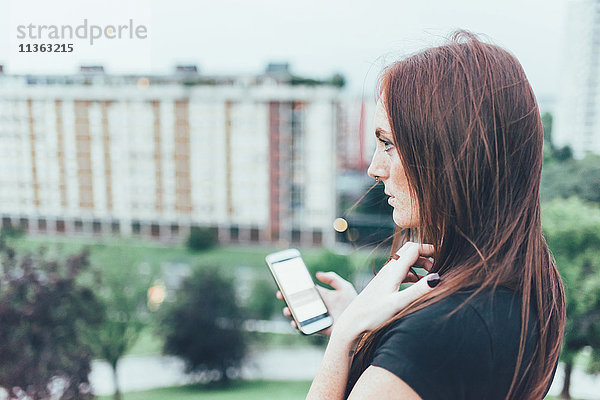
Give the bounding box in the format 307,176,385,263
392,209,419,229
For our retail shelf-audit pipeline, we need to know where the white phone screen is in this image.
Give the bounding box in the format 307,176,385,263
272,257,328,323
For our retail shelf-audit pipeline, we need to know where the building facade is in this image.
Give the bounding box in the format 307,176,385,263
0,69,343,246
554,0,600,158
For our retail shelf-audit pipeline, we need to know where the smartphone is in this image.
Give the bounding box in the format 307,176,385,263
265,248,333,335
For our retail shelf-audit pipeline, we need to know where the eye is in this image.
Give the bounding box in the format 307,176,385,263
378,138,394,153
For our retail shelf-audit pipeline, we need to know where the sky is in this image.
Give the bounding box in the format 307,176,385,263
1,0,570,100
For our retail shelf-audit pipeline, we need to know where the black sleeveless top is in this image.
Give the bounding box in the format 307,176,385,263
344,286,558,399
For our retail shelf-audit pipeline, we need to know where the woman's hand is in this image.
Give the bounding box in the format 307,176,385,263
276,271,358,336
331,242,440,345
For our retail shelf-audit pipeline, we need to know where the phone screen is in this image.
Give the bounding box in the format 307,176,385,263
271,256,328,325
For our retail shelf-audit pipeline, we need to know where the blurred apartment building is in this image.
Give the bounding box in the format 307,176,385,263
554,0,600,158
0,64,353,246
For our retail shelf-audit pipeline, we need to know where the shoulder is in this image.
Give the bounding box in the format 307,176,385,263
372,288,495,363
380,285,530,344
369,286,531,400
347,365,423,400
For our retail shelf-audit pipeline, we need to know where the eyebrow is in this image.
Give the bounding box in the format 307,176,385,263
375,128,391,139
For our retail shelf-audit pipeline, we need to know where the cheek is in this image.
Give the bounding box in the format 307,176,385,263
389,161,419,215
389,160,410,191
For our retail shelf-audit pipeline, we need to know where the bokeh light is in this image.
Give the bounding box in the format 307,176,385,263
333,217,348,232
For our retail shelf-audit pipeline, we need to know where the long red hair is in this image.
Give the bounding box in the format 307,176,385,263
347,31,565,399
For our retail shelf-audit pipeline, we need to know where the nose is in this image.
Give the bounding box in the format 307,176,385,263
367,149,389,181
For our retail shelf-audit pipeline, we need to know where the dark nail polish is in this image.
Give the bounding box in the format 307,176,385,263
427,273,440,288
427,278,440,288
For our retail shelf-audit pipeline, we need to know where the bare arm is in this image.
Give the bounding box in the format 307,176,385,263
305,242,439,400
347,366,422,400
305,332,357,399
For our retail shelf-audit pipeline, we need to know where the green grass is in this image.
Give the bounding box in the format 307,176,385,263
244,331,326,349
4,233,380,359
6,235,280,273
126,329,321,357
5,234,382,279
126,327,164,356
97,380,312,400
94,382,576,400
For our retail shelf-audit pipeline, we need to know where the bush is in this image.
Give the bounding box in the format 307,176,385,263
89,256,154,400
307,250,353,283
246,278,278,320
159,266,247,385
0,226,25,239
542,196,600,396
186,227,218,251
0,244,103,400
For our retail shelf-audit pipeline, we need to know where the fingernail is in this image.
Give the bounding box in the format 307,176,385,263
426,273,440,288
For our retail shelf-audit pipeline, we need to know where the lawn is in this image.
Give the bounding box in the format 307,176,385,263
126,327,320,357
4,233,374,357
545,397,584,400
93,382,576,400
4,233,383,279
97,380,312,400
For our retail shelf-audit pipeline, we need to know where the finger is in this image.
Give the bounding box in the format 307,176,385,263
384,242,435,281
290,320,297,330
381,243,421,281
413,256,434,271
395,273,440,310
283,307,291,317
276,290,283,300
393,242,435,259
402,273,424,283
315,271,350,290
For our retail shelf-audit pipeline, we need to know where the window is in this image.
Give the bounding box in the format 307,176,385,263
291,229,301,244
93,220,102,233
313,229,323,246
132,221,141,234
230,226,239,241
250,227,260,242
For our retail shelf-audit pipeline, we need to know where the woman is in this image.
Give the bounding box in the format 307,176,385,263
277,31,565,399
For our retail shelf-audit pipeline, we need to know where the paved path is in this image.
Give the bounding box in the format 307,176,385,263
90,348,600,399
89,347,325,396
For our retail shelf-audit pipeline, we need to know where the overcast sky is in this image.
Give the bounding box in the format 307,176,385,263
1,0,570,99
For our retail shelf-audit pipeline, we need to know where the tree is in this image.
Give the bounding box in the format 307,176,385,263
553,145,574,162
159,266,247,385
541,154,600,204
542,196,600,399
329,73,346,88
246,278,279,320
306,250,354,283
186,226,218,251
541,111,553,146
89,252,154,400
539,111,572,163
0,244,103,400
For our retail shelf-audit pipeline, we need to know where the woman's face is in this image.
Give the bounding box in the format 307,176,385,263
367,99,420,228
